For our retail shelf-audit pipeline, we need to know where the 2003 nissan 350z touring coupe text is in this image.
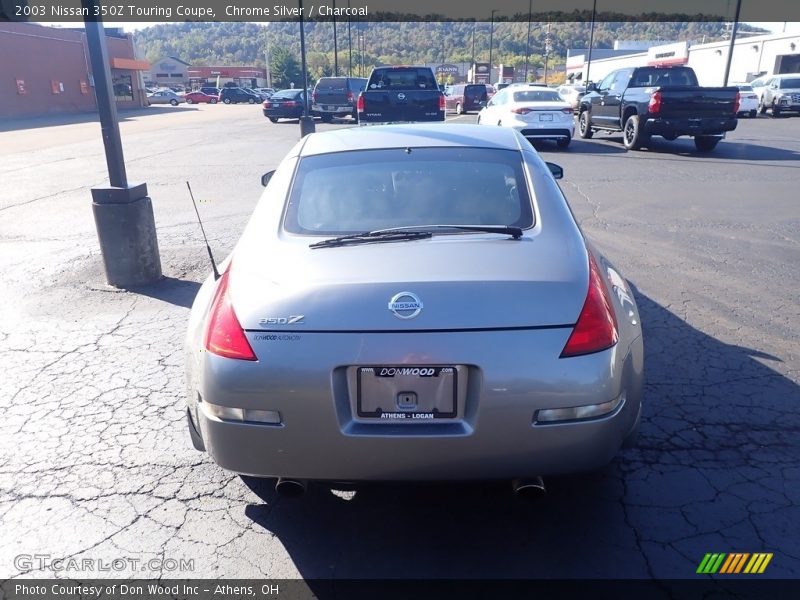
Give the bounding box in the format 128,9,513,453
185,124,644,494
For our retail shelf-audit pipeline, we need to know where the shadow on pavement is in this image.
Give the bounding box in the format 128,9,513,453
240,288,800,581
0,106,199,132
127,276,201,309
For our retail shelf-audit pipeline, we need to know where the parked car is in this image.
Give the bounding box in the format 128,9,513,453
730,83,758,118
219,87,261,104
200,87,220,96
578,66,739,152
262,88,311,122
255,87,276,98
444,83,489,115
748,75,771,104
556,84,587,112
485,84,497,100
756,74,800,117
312,76,368,122
146,90,185,106
477,86,575,148
184,124,643,492
184,91,218,104
357,66,445,123
244,87,270,101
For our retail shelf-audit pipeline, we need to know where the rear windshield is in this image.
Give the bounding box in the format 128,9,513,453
367,68,438,90
464,85,487,99
316,78,348,91
271,90,301,99
736,84,753,91
629,68,698,87
513,90,561,102
779,78,800,88
284,148,533,234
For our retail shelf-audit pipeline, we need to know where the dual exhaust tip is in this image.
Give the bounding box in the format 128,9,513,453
274,477,546,499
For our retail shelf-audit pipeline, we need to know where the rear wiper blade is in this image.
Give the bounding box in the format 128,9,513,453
371,224,524,239
309,230,432,249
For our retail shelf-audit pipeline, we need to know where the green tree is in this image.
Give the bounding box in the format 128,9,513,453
270,46,302,89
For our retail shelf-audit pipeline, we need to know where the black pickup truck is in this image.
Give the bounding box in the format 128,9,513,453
578,66,740,152
357,66,445,124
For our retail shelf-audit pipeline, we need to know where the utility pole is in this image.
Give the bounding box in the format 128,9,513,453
722,0,742,86
265,45,271,88
471,21,476,80
81,0,160,287
332,0,338,76
585,0,597,84
489,9,498,85
544,21,552,84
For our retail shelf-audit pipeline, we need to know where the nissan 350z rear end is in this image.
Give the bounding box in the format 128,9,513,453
185,124,643,483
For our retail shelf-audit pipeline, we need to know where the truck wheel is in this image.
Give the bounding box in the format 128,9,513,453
694,136,719,152
456,103,463,115
772,102,782,117
578,111,593,139
758,98,767,114
622,114,648,150
749,110,757,118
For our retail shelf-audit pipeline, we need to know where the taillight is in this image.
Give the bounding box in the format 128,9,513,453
510,107,534,114
439,94,446,111
733,91,741,114
262,100,268,108
204,268,257,361
357,94,364,112
347,91,354,103
561,108,573,114
560,253,619,358
285,100,297,107
648,90,662,114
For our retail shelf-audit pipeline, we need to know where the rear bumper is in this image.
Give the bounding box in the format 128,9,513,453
191,329,643,481
312,103,355,115
644,116,737,137
506,116,574,140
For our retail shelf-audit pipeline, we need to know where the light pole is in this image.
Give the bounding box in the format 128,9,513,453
489,10,498,85
333,0,338,76
524,0,532,82
298,0,315,137
347,0,353,76
471,21,476,79
723,0,743,86
585,0,597,85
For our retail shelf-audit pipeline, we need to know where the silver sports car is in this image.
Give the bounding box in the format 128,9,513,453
185,124,643,492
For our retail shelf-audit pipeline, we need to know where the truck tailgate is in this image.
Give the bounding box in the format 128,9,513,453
361,91,444,122
657,87,739,118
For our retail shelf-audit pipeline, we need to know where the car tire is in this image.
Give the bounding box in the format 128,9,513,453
268,117,279,123
223,98,231,104
578,110,593,139
694,136,720,152
772,102,781,117
185,98,193,104
210,99,217,104
321,114,333,123
170,99,178,106
758,98,767,114
476,115,482,125
248,98,256,104
749,109,756,118
556,136,571,149
622,114,648,150
497,120,503,126
456,103,462,115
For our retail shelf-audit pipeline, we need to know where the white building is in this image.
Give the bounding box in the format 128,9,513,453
566,32,800,86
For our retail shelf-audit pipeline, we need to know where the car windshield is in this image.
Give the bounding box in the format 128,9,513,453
779,78,800,88
367,68,438,90
284,147,533,235
513,90,562,102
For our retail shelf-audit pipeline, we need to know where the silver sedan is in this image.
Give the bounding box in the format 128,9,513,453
185,124,643,494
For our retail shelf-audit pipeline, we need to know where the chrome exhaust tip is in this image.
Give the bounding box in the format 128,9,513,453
512,476,546,500
275,478,308,497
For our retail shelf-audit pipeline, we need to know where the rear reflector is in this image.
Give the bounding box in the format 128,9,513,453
560,252,619,358
204,267,257,361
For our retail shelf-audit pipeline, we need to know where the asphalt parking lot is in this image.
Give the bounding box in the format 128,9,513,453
1,104,798,582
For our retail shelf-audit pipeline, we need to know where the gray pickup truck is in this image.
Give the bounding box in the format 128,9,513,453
357,66,445,124
578,66,739,152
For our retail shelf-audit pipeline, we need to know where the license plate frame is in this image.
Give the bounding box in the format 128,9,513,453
356,366,458,420
538,113,554,122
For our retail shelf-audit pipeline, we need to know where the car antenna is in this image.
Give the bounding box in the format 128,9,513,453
186,181,220,281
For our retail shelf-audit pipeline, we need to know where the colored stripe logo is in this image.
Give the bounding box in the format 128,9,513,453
697,553,773,574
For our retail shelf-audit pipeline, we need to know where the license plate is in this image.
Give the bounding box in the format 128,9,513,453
324,105,333,110
357,366,457,420
539,113,553,121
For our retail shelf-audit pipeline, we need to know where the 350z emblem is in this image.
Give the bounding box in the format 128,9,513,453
258,315,305,325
